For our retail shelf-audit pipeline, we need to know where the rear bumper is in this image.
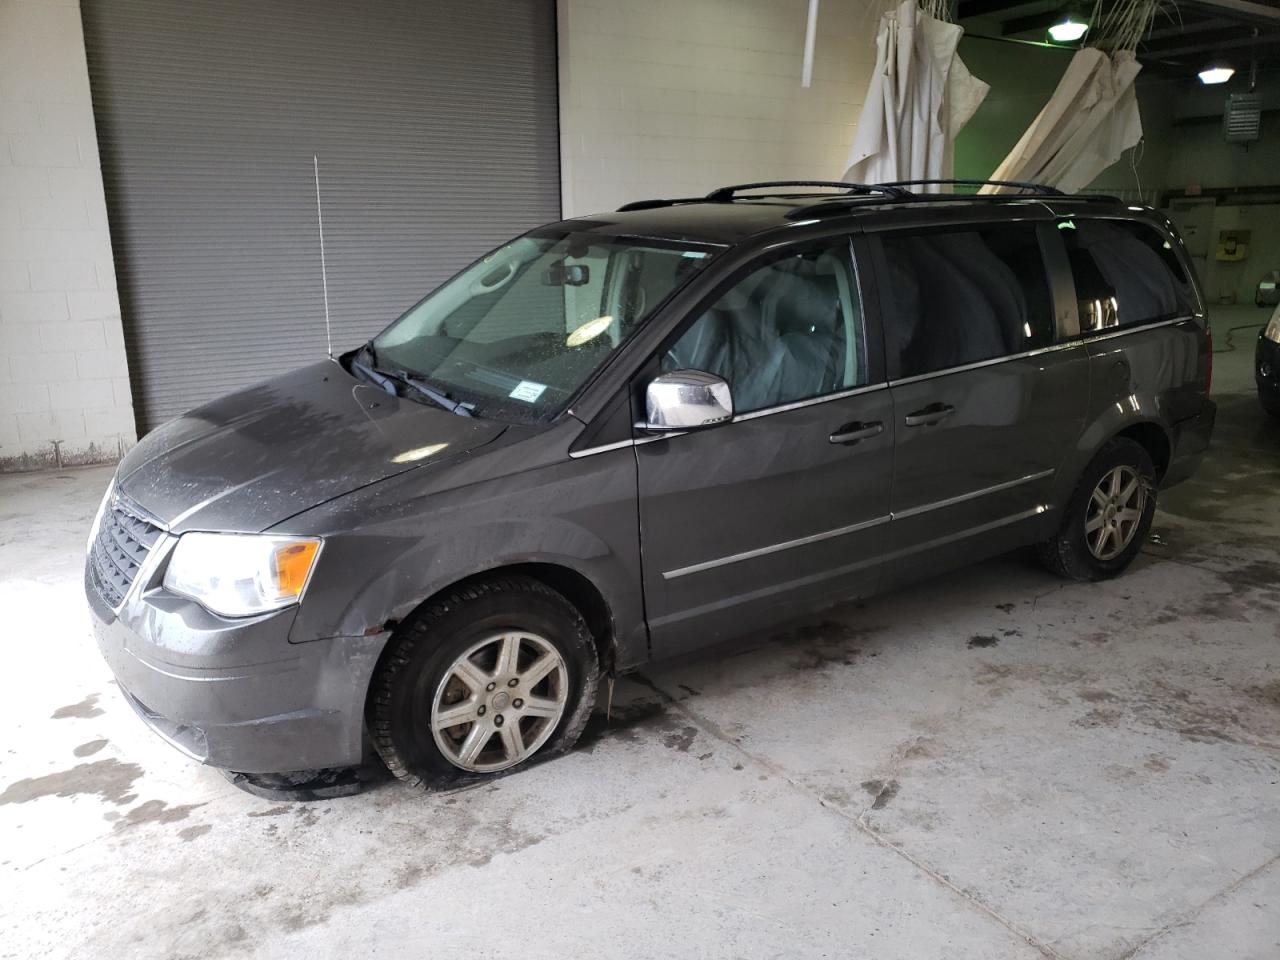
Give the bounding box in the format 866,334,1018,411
86,562,388,774
1162,400,1216,489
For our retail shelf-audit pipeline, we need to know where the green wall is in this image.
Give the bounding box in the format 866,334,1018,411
954,35,1171,198
954,37,1075,182
952,34,1280,301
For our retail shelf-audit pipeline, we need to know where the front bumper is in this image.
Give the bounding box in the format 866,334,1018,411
1162,399,1216,489
85,548,389,774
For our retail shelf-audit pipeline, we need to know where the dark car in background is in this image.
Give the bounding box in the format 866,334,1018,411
1259,306,1280,418
85,180,1215,792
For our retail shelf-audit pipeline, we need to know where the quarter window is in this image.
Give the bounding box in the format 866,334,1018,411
661,243,866,414
1060,219,1196,332
879,224,1055,380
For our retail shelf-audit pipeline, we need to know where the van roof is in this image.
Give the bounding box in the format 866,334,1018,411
563,180,1140,247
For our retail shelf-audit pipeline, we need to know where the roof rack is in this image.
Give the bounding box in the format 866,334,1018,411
704,180,911,202
878,178,1065,195
615,181,907,214
615,178,1121,217
615,197,707,212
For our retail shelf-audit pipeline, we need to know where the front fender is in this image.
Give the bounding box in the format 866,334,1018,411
280,443,646,668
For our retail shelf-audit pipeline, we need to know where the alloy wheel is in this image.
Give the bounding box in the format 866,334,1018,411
430,632,568,773
1085,465,1146,561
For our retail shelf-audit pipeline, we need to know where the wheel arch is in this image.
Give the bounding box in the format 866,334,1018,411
380,561,619,675
1112,420,1172,481
1049,414,1172,523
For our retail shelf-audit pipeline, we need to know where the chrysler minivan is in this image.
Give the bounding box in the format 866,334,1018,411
86,180,1215,792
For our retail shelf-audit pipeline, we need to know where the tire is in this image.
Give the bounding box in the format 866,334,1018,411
1261,392,1280,420
367,576,599,790
1037,438,1157,582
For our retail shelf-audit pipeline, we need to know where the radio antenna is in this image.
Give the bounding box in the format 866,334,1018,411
313,155,333,358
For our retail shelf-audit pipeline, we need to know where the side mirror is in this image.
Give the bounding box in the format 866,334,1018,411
643,369,733,432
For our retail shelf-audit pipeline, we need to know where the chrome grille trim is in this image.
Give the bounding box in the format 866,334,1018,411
88,488,166,611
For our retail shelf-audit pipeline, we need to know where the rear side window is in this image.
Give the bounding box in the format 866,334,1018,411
1060,219,1196,332
879,223,1054,379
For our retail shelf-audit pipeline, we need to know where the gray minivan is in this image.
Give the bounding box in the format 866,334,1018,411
85,180,1215,792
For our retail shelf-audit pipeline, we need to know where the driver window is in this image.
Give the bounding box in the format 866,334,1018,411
662,242,865,414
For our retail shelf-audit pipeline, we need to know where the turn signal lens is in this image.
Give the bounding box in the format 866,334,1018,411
273,540,321,597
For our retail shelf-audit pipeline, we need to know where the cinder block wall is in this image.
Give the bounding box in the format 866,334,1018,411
0,0,135,472
557,0,880,218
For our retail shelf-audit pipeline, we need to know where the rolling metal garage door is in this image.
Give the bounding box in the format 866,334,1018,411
81,0,560,432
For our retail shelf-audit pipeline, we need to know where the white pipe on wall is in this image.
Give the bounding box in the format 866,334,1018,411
802,0,820,87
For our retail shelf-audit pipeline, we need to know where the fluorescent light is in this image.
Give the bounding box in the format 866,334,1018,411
1048,17,1088,42
1198,64,1235,85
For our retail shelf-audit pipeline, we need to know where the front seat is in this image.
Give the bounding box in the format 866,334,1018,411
665,281,776,411
756,256,845,408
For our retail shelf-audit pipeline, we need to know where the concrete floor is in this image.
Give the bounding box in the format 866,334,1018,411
1,306,1277,960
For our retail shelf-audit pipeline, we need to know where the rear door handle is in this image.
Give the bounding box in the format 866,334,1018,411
904,402,955,427
829,421,883,445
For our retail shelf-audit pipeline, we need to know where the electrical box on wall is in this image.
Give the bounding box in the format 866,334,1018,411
1223,93,1262,143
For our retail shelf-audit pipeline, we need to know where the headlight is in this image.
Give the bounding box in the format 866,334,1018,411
86,483,113,555
1265,313,1280,344
163,533,322,618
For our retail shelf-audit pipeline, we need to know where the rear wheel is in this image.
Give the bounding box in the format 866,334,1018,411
1037,438,1157,581
368,577,599,789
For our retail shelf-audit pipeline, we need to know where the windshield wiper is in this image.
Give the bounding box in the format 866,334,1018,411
351,347,472,417
391,371,473,417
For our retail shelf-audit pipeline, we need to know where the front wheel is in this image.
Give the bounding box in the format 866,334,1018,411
1037,438,1157,581
367,577,599,790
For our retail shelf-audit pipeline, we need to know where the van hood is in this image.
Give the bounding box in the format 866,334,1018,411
117,361,507,533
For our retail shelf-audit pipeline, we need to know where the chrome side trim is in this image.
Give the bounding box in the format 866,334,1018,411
885,317,1187,388
892,469,1054,520
660,468,1055,580
573,316,1197,459
731,382,888,422
879,505,1048,565
569,383,890,458
1077,316,1189,347
888,346,1067,386
663,514,892,580
568,437,637,459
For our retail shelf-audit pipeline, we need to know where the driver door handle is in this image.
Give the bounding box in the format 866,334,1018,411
829,421,884,445
904,402,955,427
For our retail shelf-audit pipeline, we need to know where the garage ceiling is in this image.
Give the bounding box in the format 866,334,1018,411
957,0,1280,76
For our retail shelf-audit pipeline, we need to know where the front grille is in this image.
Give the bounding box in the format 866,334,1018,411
88,492,164,609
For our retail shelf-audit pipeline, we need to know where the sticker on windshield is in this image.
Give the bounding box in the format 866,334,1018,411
509,380,547,403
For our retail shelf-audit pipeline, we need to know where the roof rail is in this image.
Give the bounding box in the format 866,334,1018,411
878,178,1064,195
615,179,1121,218
615,197,706,212
705,180,911,202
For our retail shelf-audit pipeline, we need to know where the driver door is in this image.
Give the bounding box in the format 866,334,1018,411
635,237,894,660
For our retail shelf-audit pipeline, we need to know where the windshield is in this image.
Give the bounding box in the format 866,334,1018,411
371,230,717,421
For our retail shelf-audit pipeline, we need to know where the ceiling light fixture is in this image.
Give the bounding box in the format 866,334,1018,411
1047,8,1089,43
1199,61,1235,85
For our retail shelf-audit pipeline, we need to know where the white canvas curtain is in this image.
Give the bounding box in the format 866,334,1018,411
982,48,1143,193
843,1,989,185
